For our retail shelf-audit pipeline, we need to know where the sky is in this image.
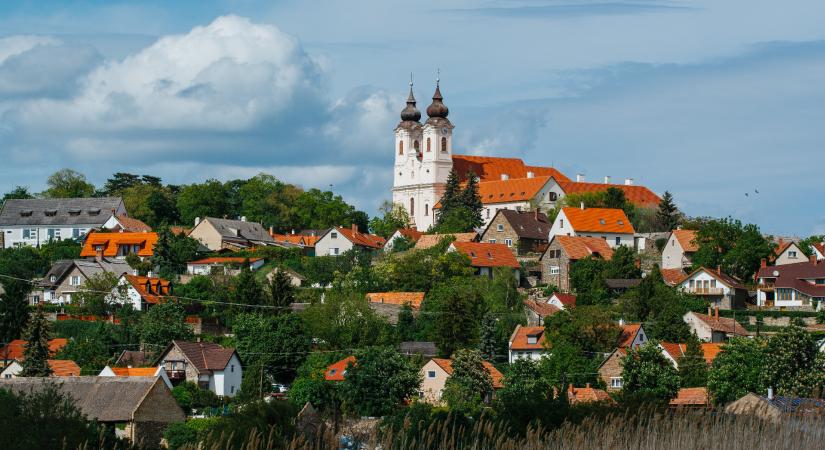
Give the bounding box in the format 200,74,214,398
0,0,824,236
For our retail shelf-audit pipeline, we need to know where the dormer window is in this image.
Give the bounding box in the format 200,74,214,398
527,336,538,345
68,209,81,216
20,210,32,217
49,275,57,283
599,219,606,225
44,210,57,217
88,209,100,216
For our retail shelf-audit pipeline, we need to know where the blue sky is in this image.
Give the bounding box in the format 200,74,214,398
0,0,824,236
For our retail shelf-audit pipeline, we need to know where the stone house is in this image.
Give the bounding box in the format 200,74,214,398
38,258,131,305
597,324,648,391
0,377,184,445
523,299,560,325
479,209,550,255
156,340,242,397
661,229,698,270
540,235,613,291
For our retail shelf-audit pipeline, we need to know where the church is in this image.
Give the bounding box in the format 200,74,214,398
391,79,661,231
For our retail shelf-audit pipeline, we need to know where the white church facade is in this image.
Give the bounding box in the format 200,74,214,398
391,79,661,231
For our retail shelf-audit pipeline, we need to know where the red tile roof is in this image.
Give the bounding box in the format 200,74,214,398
669,387,710,406
476,176,553,205
415,233,477,250
81,231,158,257
114,215,152,232
188,257,263,265
431,358,504,389
124,275,172,304
366,292,425,309
271,234,306,245
451,155,570,184
48,359,81,377
617,324,642,348
325,356,355,381
509,325,547,350
396,228,423,242
553,235,614,261
558,181,661,208
171,340,237,372
561,207,635,235
0,338,67,361
660,342,724,365
814,243,825,257
660,268,688,286
334,227,386,249
690,312,749,336
756,259,825,297
550,293,577,308
567,384,613,404
523,299,561,318
450,242,520,268
682,266,745,290
672,229,698,253
109,367,159,377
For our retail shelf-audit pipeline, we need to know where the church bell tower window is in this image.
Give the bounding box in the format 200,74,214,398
426,138,431,152
398,141,403,155
441,137,447,152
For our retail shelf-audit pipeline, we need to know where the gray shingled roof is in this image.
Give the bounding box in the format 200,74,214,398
203,217,275,244
497,210,551,240
0,376,175,422
39,259,132,289
0,197,123,227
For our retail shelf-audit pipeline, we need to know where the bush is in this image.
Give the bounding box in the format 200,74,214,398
164,422,198,450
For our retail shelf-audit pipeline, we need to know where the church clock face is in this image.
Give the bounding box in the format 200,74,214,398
441,127,449,135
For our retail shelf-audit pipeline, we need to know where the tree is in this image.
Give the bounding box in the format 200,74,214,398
396,303,417,342
234,312,312,383
369,201,411,238
798,235,825,257
478,314,498,362
621,341,680,401
122,184,179,227
428,280,485,357
300,291,395,350
496,358,555,430
74,271,121,316
2,186,34,206
433,169,483,233
44,169,95,198
692,218,773,281
19,307,53,377
0,247,47,342
340,347,421,417
457,171,484,229
761,324,823,396
55,322,113,372
618,267,701,342
603,245,641,280
266,268,296,309
231,260,264,305
151,227,200,280
176,180,230,226
678,333,707,387
138,301,193,353
604,187,627,209
288,352,341,411
103,172,142,195
568,258,610,305
37,239,82,265
442,349,493,415
707,337,766,404
656,191,679,231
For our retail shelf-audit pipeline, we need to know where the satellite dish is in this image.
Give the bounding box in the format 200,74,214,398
772,270,779,277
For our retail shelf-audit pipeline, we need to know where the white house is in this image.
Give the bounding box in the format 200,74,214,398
2,359,81,378
98,365,173,389
186,257,265,276
419,357,503,405
108,274,172,311
314,225,386,256
156,340,242,397
677,267,748,310
549,206,635,248
548,293,577,310
508,325,548,363
755,257,825,309
773,241,807,266
661,229,698,270
0,197,126,248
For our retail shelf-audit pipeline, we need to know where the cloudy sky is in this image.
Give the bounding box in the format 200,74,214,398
0,0,823,235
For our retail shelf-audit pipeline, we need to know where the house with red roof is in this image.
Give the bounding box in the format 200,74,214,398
98,365,173,389
448,241,521,281
155,340,242,397
1,338,68,368
186,256,265,276
540,235,614,291
523,299,561,325
661,268,688,287
677,266,749,309
315,225,386,256
324,356,356,381
480,209,551,255
419,357,503,405
106,214,153,233
384,228,424,252
670,387,711,408
548,293,577,311
566,383,614,405
661,229,698,270
756,256,825,309
658,342,724,369
109,274,172,311
80,231,158,260
597,323,648,391
508,325,548,363
772,240,808,266
683,309,749,342
1,359,81,378
549,206,635,249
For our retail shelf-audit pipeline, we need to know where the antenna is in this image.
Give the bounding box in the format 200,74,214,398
436,68,440,86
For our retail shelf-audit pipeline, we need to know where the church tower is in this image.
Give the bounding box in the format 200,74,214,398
392,76,454,231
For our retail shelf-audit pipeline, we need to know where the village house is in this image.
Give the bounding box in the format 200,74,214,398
669,387,711,409
383,228,423,252
540,235,614,291
108,274,172,311
661,268,688,287
37,258,131,305
661,229,698,270
755,256,825,309
270,231,318,256
479,210,551,255
366,292,425,324
548,206,635,249
447,241,521,281
98,365,173,389
0,377,185,444
548,293,577,310
597,323,649,391
677,266,749,309
107,214,153,233
508,325,548,363
265,266,306,287
419,357,503,405
1,338,67,368
683,309,749,342
0,197,127,248
155,340,242,397
188,216,276,251
1,359,81,378
725,391,825,423
566,384,613,405
186,256,265,276
772,240,808,266
813,242,825,260
523,299,560,325
414,232,477,250
324,356,356,381
80,231,158,260
658,342,723,368
314,225,386,256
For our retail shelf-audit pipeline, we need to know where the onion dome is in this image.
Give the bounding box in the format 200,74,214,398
426,82,449,119
400,81,421,122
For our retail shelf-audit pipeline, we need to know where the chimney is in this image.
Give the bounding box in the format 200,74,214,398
568,384,574,393
269,226,273,235
580,202,585,210
352,223,358,234
240,216,247,222
534,210,538,220
811,254,817,265
624,178,634,186
767,387,774,400
576,173,585,182
526,171,534,179
715,306,719,319
717,265,722,274
603,176,611,184
291,229,296,235
194,217,201,227
619,317,625,326
501,173,509,181
585,383,591,389
761,258,767,268
708,305,712,316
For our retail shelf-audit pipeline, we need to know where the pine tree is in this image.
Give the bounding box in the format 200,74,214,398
151,226,174,279
439,169,462,212
458,170,484,229
232,259,263,305
20,307,53,377
478,314,498,362
656,191,679,231
678,333,707,387
267,268,296,310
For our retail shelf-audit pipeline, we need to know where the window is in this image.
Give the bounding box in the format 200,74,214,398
425,204,429,216
231,364,235,373
789,251,798,258
611,377,623,388
413,140,420,152
441,137,447,152
497,224,504,232
23,229,37,239
505,239,513,247
410,198,415,216
527,336,537,344
331,232,338,239
47,228,60,240
70,276,81,286
548,192,557,201
330,248,339,256
427,370,436,378
398,141,403,155
231,385,235,394
3,374,10,379
49,275,57,283
72,228,81,238
672,240,675,246
485,209,490,219
560,219,564,228
489,239,497,244
426,138,431,152
550,266,560,275
615,237,620,246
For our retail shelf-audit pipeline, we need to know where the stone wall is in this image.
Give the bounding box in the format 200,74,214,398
540,241,572,291
599,351,623,392
480,214,519,255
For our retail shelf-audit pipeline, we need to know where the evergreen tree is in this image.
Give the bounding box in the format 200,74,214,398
151,226,174,279
266,268,296,309
458,170,484,229
396,303,417,342
232,260,264,305
439,169,462,212
19,307,53,377
621,341,680,401
656,191,679,231
478,314,498,361
678,333,708,387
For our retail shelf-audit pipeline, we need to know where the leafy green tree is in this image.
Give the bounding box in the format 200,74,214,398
37,239,82,265
692,218,773,280
233,312,312,383
396,303,417,342
103,172,142,195
176,180,230,226
621,341,680,401
0,247,47,342
478,314,498,361
496,358,555,430
604,187,627,209
125,252,153,276
340,347,421,417
151,226,200,280
74,271,121,316
458,171,484,228
707,337,766,404
678,333,707,387
2,185,34,204
373,245,473,292
230,260,264,305
122,183,179,227
442,349,493,415
656,191,679,231
138,301,193,353
300,291,395,349
288,352,341,410
798,235,825,256
427,280,486,357
55,323,113,373
538,340,602,387
369,201,411,238
292,188,369,231
603,245,641,280
568,258,610,305
618,266,700,342
761,324,823,396
44,169,95,198
171,381,221,414
266,268,296,309
19,307,53,377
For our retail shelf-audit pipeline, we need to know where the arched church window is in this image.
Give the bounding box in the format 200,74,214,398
410,198,415,216
426,138,431,152
441,137,447,152
398,141,403,155
425,204,429,216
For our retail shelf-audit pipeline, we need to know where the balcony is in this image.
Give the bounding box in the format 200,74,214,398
686,287,725,295
758,282,775,291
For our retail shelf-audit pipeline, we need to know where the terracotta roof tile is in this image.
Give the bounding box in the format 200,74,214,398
271,234,306,246
114,215,152,232
450,242,520,268
415,233,477,250
431,358,504,389
48,359,81,377
170,340,237,373
523,299,561,318
617,324,642,348
660,342,724,364
756,259,825,297
660,268,688,286
558,181,661,207
561,207,635,235
550,293,577,308
334,227,386,249
124,275,172,304
669,387,710,406
567,384,613,404
396,228,423,242
509,325,547,350
0,338,67,361
476,177,553,205
80,231,158,258
813,242,825,257
325,356,355,381
690,312,749,336
672,229,698,252
682,266,745,290
110,367,159,377
451,155,569,184
553,235,614,261
366,292,425,309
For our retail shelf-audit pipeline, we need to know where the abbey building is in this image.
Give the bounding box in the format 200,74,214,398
392,80,661,231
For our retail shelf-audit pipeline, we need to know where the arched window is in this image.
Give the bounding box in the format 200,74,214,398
441,137,447,152
398,140,403,155
425,204,429,216
426,138,431,152
409,198,415,216
413,140,420,152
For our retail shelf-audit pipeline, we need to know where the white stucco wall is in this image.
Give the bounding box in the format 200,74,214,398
314,229,354,256
661,233,688,269
548,210,633,248
508,348,546,363
679,270,731,296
